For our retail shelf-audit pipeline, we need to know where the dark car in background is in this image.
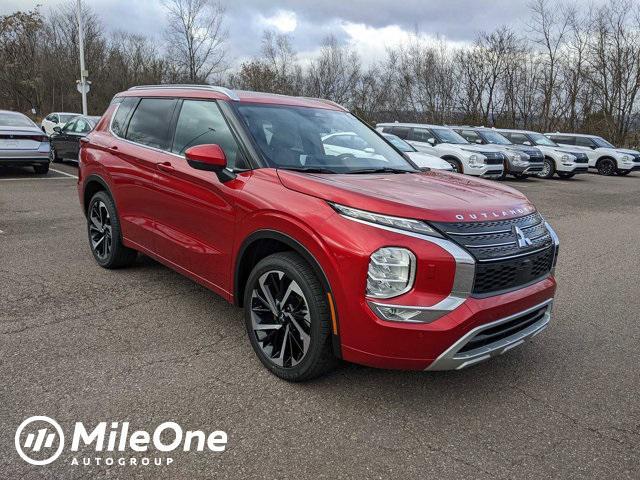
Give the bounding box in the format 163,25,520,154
50,115,101,163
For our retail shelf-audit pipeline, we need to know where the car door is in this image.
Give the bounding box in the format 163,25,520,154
110,96,179,251
573,136,599,164
149,98,250,292
68,117,92,160
52,119,76,158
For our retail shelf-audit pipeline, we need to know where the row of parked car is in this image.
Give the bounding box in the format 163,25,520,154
0,109,99,174
1,106,639,181
376,123,640,179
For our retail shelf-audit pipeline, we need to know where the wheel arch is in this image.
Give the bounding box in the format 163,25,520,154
441,155,463,173
234,230,332,308
596,155,616,167
82,174,114,217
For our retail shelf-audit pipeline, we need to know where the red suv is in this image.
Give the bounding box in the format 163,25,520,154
78,85,559,381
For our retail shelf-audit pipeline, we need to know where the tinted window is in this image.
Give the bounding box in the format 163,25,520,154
126,98,177,149
575,137,594,148
62,119,76,132
391,127,410,139
74,118,91,133
459,129,481,143
172,100,246,169
409,128,433,142
111,97,138,138
503,132,529,145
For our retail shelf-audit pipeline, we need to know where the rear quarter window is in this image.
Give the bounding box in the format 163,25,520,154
111,97,138,138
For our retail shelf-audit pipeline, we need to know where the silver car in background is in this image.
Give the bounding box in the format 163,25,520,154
0,110,50,174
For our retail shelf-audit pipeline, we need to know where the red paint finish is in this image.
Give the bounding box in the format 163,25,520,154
78,88,556,371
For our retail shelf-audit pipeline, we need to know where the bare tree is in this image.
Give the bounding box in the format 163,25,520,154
163,0,227,83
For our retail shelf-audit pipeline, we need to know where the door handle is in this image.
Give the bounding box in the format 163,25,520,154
109,145,118,151
157,162,175,172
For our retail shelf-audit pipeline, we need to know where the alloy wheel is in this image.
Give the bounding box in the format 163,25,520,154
250,270,311,368
599,160,615,175
89,200,112,260
540,160,551,177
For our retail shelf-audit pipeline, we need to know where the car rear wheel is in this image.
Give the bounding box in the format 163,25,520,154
33,164,49,174
537,158,555,179
244,252,336,381
87,191,137,268
597,158,616,176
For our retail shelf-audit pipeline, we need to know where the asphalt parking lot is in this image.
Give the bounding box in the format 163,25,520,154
1,164,639,479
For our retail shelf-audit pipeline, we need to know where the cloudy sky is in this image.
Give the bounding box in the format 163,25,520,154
1,0,588,65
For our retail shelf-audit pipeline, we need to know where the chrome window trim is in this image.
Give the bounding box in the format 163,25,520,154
127,84,240,101
426,298,553,370
339,214,476,322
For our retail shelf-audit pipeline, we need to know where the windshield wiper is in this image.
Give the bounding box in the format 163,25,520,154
279,166,338,174
345,167,414,174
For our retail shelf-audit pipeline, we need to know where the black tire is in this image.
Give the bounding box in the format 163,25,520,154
617,169,631,176
445,158,463,174
33,164,49,174
87,191,137,269
597,158,616,176
244,251,336,381
49,145,61,163
557,172,575,179
537,158,555,179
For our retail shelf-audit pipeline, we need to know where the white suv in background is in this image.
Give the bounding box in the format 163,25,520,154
41,112,80,136
545,132,640,176
377,123,505,178
381,133,453,171
497,129,589,179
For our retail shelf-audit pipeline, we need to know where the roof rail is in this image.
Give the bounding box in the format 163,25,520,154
127,84,240,101
299,96,347,111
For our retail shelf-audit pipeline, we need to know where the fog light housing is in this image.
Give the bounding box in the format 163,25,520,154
366,247,416,298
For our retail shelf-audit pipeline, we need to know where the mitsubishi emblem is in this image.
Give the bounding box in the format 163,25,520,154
513,226,532,248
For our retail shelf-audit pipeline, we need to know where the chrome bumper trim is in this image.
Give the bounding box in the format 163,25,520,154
425,299,553,371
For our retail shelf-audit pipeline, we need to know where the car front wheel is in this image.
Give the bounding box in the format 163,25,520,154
597,158,616,176
537,158,555,179
244,252,336,381
87,191,137,268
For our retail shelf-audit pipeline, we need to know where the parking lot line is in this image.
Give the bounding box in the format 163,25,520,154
50,168,78,179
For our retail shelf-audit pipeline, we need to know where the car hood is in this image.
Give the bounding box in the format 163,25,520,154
405,151,452,170
615,147,640,156
442,143,502,154
507,145,543,157
277,170,535,223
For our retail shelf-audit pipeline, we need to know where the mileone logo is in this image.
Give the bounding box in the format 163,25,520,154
15,416,227,467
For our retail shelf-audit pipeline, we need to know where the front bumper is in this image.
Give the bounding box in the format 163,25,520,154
618,162,640,171
426,299,552,370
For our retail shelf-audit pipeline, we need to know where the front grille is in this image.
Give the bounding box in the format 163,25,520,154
483,153,505,165
572,153,589,163
432,213,555,295
458,305,548,353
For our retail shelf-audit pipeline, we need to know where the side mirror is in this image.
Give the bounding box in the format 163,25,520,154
475,138,483,144
185,144,235,182
427,137,436,145
590,145,597,150
53,126,62,133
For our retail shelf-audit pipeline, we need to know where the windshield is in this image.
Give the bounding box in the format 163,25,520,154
529,132,558,147
592,136,614,148
480,130,512,145
432,128,469,145
0,112,36,128
236,104,416,173
383,133,415,152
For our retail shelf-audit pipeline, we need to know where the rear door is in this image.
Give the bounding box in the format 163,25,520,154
149,98,250,292
407,127,439,155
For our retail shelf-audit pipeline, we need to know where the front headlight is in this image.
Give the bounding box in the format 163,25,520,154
367,247,416,298
468,154,485,167
331,203,442,237
561,154,571,162
622,154,632,163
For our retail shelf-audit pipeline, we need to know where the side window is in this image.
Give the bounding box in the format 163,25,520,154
111,97,139,138
552,135,574,145
126,98,177,150
391,127,410,139
460,130,480,143
574,137,593,148
172,100,247,169
505,133,528,145
409,128,433,143
50,114,59,123
63,119,76,132
74,119,90,133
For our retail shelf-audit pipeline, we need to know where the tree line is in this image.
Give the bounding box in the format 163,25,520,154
2,0,640,146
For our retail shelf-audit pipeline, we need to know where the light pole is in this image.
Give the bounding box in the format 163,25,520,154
77,0,88,115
